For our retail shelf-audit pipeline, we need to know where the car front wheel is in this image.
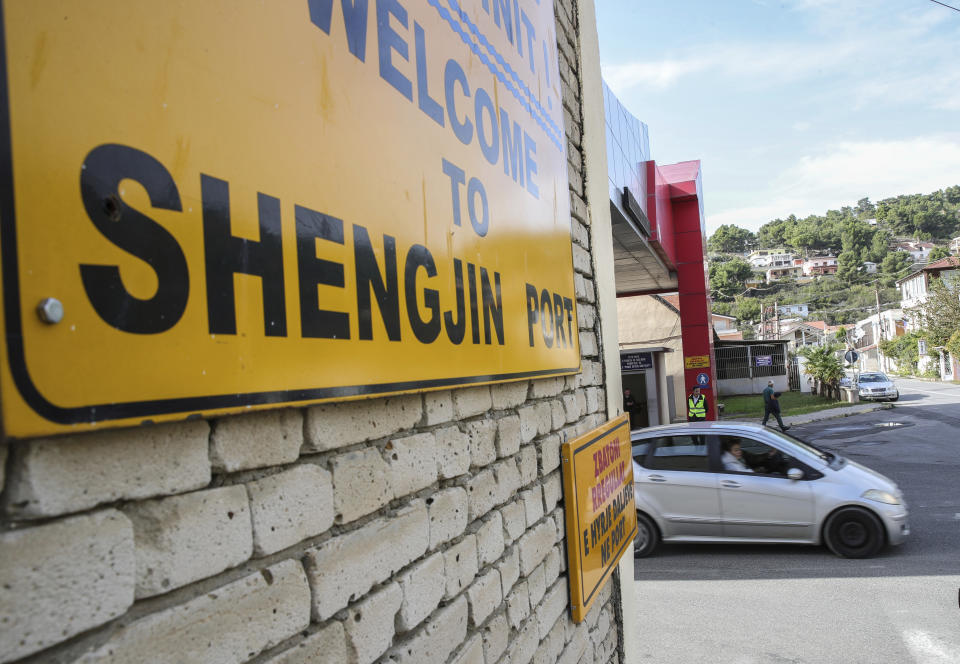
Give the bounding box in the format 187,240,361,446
633,512,660,558
823,507,885,558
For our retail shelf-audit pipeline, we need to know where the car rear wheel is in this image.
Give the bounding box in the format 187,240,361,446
823,507,885,558
634,512,660,558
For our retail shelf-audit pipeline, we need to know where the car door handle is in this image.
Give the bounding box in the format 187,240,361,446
647,475,667,482
721,480,742,488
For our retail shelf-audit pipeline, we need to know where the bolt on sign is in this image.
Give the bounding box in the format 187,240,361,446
0,1,578,437
561,414,636,623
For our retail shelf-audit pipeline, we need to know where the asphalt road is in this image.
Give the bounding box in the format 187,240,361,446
631,377,960,664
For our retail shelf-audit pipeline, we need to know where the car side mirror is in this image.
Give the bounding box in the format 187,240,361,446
787,468,804,480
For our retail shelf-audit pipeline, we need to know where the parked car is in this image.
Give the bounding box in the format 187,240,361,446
631,422,909,558
856,372,899,401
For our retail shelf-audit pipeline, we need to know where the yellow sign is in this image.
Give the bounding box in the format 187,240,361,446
561,414,636,623
0,1,577,436
684,355,711,369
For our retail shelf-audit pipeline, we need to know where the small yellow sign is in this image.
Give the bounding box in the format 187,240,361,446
561,414,636,623
0,1,577,436
684,355,711,369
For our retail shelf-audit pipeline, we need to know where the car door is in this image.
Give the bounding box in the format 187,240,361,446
635,434,722,538
714,434,815,541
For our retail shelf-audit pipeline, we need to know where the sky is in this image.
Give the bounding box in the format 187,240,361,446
594,0,960,235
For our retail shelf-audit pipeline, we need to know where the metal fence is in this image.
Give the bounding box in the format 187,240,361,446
715,342,788,380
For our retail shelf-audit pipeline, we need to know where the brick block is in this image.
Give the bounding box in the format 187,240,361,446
443,534,478,599
481,610,509,662
330,448,392,524
557,623,589,664
572,243,592,275
528,563,546,607
434,426,469,479
475,512,505,567
540,434,561,474
518,446,538,486
449,634,484,664
521,486,544,526
0,510,134,662
577,302,596,330
585,386,601,414
493,459,522,505
466,568,502,626
4,421,210,518
124,485,252,598
397,552,445,630
534,616,566,664
496,415,522,458
551,400,567,430
490,381,528,409
574,273,594,303
210,408,302,472
465,419,497,468
304,395,421,452
77,559,309,664
507,616,540,664
388,432,438,499
497,545,520,596
500,499,526,544
530,377,565,399
423,390,454,425
304,501,428,620
247,464,334,557
562,393,581,423
262,622,346,664
506,580,530,630
545,546,562,586
452,385,492,419
517,405,540,443
535,401,554,435
465,469,498,521
427,487,468,549
387,596,467,664
344,582,402,664
537,580,568,639
543,471,563,513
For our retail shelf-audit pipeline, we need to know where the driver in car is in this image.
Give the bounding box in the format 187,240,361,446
721,440,753,472
722,439,785,474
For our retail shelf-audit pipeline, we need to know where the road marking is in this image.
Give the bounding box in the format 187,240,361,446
902,629,960,663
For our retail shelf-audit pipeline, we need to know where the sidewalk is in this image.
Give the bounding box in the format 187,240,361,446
722,402,893,427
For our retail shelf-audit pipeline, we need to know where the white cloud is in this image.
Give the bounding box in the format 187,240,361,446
706,135,960,232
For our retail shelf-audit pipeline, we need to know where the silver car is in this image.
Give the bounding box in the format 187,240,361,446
632,422,909,558
856,372,899,401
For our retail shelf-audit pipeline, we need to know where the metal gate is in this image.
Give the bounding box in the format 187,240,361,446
788,356,801,391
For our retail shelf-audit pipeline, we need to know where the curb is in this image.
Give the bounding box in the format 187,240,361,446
720,403,893,427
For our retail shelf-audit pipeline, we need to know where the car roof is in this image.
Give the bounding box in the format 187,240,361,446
630,421,774,439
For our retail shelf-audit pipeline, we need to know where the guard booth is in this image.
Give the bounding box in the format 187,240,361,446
619,349,671,429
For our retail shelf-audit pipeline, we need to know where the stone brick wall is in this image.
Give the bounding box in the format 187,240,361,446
0,1,625,663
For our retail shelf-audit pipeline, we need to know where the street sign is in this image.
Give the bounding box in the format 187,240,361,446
755,355,773,367
695,372,710,387
620,352,653,372
561,414,636,623
844,350,860,364
0,1,576,437
684,355,711,369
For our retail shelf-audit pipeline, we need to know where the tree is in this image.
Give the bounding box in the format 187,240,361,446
798,343,845,394
834,326,848,344
916,277,960,348
733,295,761,323
881,251,913,277
927,247,951,263
708,224,755,254
836,251,861,283
709,258,754,300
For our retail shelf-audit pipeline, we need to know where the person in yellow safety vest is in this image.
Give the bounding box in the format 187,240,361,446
687,386,709,421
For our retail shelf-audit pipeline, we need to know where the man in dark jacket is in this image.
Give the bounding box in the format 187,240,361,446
761,380,790,432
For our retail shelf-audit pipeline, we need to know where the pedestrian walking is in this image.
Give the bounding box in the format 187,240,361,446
687,386,708,421
761,380,790,432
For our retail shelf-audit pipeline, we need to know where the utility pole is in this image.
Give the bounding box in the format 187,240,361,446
760,304,765,341
875,286,885,372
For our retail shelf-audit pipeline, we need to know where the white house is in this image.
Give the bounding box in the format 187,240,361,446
748,249,794,269
801,256,838,277
862,261,877,274
895,241,936,263
852,309,905,373
778,303,809,317
950,236,960,255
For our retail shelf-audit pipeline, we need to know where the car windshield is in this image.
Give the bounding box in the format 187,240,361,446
858,373,887,382
765,429,836,463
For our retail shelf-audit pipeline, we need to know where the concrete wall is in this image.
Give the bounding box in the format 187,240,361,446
717,375,790,397
0,2,627,663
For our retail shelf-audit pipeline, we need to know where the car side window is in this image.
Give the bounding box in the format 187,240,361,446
631,441,650,465
646,435,709,472
718,435,794,476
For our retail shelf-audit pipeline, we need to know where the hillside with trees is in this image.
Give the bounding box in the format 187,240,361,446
708,186,960,328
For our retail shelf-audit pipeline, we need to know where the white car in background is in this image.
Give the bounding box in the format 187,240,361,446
856,372,899,401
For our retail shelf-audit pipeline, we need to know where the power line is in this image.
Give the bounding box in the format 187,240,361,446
929,0,960,12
